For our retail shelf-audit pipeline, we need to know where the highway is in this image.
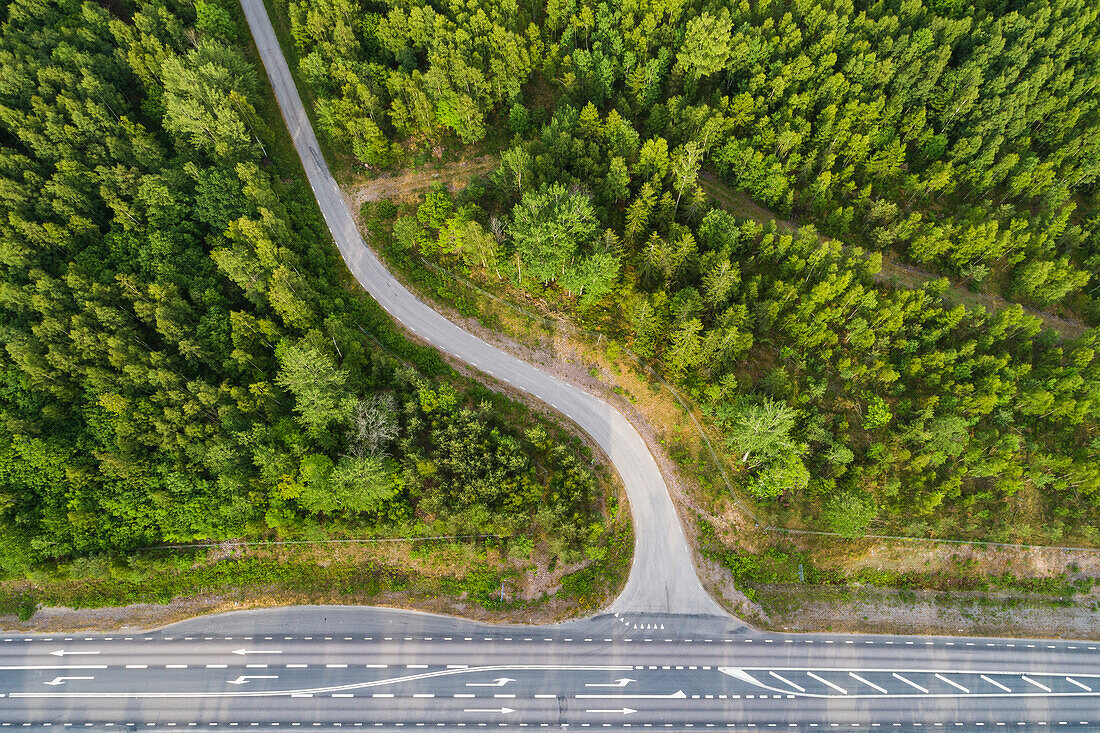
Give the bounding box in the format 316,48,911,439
3,607,1100,729
6,1,1098,730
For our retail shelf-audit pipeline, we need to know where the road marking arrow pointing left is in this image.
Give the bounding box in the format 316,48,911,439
43,676,94,686
48,650,99,657
231,649,282,655
227,675,279,685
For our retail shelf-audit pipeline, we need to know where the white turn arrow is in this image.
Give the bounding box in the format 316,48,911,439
465,677,515,687
576,690,686,700
463,707,514,714
43,676,94,686
48,650,99,657
586,708,637,715
584,678,635,688
227,675,279,685
231,649,283,656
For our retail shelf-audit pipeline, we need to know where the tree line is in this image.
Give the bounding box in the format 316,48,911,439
285,0,1099,319
0,0,605,575
375,95,1099,543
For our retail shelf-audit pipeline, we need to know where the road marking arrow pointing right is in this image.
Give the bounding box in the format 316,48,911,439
575,690,686,700
462,707,514,714
585,708,637,715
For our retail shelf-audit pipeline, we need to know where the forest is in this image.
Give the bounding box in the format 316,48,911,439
283,0,1100,544
0,0,609,577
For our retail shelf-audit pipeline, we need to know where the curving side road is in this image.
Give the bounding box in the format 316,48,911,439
239,0,724,616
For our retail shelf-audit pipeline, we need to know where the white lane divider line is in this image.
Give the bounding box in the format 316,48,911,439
331,693,353,698
372,693,394,698
454,694,475,698
166,665,188,669
892,673,929,694
413,694,435,698
1022,676,1052,693
767,672,805,693
981,675,1012,693
935,674,969,693
286,664,308,669
125,665,147,669
326,664,347,668
1066,677,1092,692
849,673,887,694
806,673,847,695
206,665,228,669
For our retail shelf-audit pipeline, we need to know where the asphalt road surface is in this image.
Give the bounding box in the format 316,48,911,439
9,2,1096,730
3,608,1100,730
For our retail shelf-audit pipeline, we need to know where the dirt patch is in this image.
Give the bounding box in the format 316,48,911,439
751,583,1100,639
347,155,498,209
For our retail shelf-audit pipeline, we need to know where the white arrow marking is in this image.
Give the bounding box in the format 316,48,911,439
466,677,514,687
463,707,514,714
584,678,635,688
586,708,636,715
227,675,279,685
44,676,94,686
231,649,282,656
48,650,100,657
575,690,686,700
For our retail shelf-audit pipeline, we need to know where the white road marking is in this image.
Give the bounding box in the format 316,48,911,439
466,678,514,687
584,679,635,688
125,665,147,670
462,708,514,714
892,674,929,694
849,673,887,694
48,650,99,657
935,674,969,693
585,708,636,715
232,649,282,656
576,690,686,700
43,677,94,686
768,672,805,693
806,673,847,695
1066,678,1092,692
1022,676,1052,693
982,676,1012,692
227,676,279,685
